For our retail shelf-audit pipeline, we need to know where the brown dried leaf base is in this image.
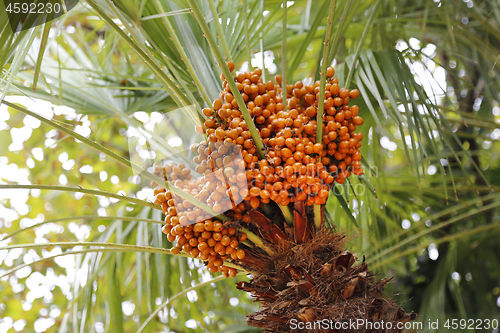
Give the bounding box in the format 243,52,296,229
236,232,416,332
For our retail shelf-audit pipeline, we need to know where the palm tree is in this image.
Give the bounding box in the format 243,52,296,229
1,0,499,332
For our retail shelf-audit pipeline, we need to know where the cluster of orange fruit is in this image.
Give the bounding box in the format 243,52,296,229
153,63,364,275
198,63,364,208
153,179,245,277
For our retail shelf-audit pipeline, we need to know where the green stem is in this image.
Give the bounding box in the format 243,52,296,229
281,0,287,112
344,0,380,89
358,173,377,197
221,261,248,271
4,99,153,179
0,185,160,209
313,1,336,229
238,228,275,256
327,0,354,66
0,215,164,242
4,101,227,220
242,240,255,248
313,204,322,228
0,242,174,254
33,22,51,91
278,203,294,225
243,0,252,66
188,2,266,159
0,248,190,280
316,0,337,144
208,0,232,62
260,0,266,81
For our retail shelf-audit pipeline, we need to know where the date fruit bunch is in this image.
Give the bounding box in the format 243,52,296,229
201,64,364,209
151,63,415,331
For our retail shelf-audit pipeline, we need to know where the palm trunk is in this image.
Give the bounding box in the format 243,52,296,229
236,208,415,332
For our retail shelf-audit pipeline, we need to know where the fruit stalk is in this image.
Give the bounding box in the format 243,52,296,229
188,2,267,159
314,0,337,229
